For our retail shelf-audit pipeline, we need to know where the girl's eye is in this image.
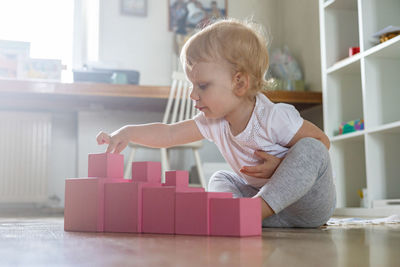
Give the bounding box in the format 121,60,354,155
198,84,208,90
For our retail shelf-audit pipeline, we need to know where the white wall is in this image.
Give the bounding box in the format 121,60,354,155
98,0,321,90
99,0,173,85
278,0,322,92
228,0,280,50
97,0,281,86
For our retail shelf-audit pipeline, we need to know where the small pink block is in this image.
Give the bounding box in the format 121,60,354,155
104,182,161,233
175,192,233,235
142,186,204,234
64,177,127,232
88,153,124,178
131,161,161,183
210,198,261,237
164,170,189,188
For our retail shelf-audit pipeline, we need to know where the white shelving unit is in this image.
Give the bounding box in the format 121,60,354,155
319,0,400,216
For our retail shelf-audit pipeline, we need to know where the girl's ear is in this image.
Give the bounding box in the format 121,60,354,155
232,72,250,96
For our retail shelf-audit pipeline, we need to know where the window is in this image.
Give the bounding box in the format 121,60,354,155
0,0,74,80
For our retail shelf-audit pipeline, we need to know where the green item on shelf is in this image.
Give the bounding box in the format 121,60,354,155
336,119,365,135
342,124,355,134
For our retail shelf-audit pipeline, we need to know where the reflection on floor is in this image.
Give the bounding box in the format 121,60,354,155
0,216,399,266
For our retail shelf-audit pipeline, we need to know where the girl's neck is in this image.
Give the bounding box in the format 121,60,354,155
226,95,256,136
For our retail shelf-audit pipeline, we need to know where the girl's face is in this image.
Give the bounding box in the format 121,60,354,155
187,61,240,120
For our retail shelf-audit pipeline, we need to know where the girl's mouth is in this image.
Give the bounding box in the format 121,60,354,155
195,106,205,111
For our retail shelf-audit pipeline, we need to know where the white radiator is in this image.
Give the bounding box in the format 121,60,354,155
0,111,51,203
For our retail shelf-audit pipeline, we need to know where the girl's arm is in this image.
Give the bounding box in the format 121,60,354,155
240,120,330,179
286,120,330,150
96,119,204,153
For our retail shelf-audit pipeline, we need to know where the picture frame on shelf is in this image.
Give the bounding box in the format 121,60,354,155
120,0,147,17
168,0,227,32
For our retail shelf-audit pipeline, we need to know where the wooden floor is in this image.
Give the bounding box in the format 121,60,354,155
0,216,399,266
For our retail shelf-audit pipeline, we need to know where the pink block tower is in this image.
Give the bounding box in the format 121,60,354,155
64,153,128,232
64,153,262,237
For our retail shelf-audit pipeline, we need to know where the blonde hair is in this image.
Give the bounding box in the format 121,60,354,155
180,18,270,97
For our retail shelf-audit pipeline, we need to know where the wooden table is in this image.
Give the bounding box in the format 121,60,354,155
0,79,322,112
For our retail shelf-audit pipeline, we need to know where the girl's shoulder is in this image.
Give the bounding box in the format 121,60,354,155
255,92,276,118
257,92,299,116
255,93,302,130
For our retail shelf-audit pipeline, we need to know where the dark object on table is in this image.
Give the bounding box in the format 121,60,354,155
73,67,140,84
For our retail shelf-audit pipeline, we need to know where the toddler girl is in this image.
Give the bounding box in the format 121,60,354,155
97,19,336,228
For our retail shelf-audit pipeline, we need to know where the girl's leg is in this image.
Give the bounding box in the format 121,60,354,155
208,170,284,226
208,170,259,198
256,137,336,228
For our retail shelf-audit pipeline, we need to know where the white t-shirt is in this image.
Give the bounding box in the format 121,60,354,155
194,92,304,188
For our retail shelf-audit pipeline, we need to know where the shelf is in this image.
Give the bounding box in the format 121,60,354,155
0,79,322,112
361,0,400,51
327,37,400,74
368,121,400,135
0,78,171,99
363,51,400,128
330,135,366,208
331,121,400,142
364,36,400,59
331,130,365,143
365,132,400,205
323,0,359,68
326,54,361,74
320,0,400,212
325,67,363,138
261,90,322,104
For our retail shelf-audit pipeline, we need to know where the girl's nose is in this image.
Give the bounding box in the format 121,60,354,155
190,87,199,101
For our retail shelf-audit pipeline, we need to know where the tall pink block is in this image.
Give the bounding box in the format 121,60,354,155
131,161,161,183
88,153,124,178
142,186,205,234
64,177,127,232
164,170,189,187
104,181,161,233
210,198,261,237
175,192,233,235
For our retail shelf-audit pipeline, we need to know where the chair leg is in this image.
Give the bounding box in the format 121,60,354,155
124,147,136,179
160,148,170,183
193,148,206,190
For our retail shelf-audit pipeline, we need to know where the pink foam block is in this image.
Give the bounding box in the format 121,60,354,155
64,177,127,232
175,192,233,235
142,186,204,234
164,170,189,187
88,153,124,178
131,161,161,183
210,198,262,237
104,182,161,233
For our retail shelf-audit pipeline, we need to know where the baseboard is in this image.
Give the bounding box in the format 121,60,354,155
0,203,64,218
334,207,400,217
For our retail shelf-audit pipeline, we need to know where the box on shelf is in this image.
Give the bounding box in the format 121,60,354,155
21,58,62,81
349,46,360,56
372,25,400,43
73,67,140,85
0,40,30,79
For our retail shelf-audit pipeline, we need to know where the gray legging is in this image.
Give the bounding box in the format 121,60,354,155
208,137,336,228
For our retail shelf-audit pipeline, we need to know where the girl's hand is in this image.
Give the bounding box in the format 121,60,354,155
96,127,130,154
239,151,283,179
